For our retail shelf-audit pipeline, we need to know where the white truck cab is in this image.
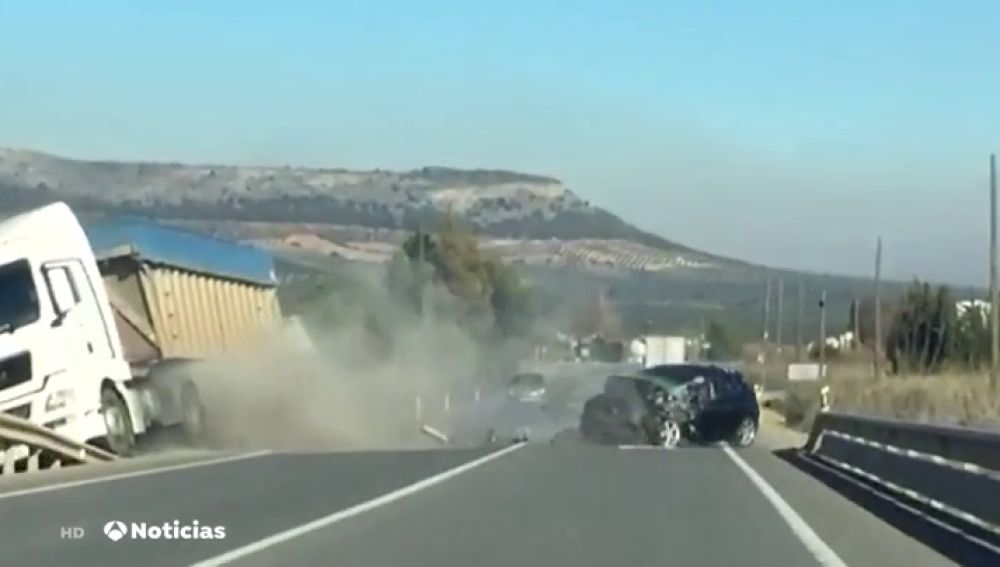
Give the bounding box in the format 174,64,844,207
0,201,285,455
0,202,141,452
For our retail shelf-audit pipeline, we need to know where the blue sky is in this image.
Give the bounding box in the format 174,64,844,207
1,1,998,285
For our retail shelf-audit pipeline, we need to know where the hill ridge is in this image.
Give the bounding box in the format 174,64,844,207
0,147,748,269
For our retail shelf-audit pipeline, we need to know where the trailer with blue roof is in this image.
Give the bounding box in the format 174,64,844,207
86,217,282,365
0,201,287,455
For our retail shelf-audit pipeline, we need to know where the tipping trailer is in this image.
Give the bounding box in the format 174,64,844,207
0,202,283,455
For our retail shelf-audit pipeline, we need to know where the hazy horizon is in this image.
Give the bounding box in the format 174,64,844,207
2,1,998,286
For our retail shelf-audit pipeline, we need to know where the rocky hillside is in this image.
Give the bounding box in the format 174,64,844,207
0,148,740,271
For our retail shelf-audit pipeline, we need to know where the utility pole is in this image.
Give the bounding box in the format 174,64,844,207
796,280,804,362
699,316,707,360
852,296,861,350
761,278,772,388
819,290,828,379
763,279,772,343
991,153,999,391
416,224,425,316
775,279,785,354
874,237,883,380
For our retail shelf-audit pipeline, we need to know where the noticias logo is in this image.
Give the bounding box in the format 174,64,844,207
103,520,226,542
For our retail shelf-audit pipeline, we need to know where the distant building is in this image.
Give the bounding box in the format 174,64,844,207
956,299,991,322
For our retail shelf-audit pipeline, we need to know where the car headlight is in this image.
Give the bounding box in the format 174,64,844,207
45,388,75,412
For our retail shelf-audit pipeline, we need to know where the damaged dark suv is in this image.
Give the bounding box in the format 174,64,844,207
579,364,759,448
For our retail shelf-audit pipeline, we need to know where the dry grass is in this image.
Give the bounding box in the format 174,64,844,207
742,350,1000,429
828,366,1000,428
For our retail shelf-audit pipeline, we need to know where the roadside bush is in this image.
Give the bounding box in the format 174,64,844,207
705,320,739,361
828,370,1000,427
782,381,825,432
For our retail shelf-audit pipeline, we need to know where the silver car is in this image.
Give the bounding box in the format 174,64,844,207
507,372,547,403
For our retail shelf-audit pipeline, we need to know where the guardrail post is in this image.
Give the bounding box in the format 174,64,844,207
420,424,450,444
0,413,117,470
2,444,29,475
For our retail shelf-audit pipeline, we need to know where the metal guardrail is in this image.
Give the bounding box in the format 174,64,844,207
0,413,117,476
803,411,1000,537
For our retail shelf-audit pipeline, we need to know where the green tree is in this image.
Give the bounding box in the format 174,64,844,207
484,257,533,337
952,302,990,370
850,296,896,348
705,320,739,361
569,290,622,339
885,280,956,374
390,215,535,338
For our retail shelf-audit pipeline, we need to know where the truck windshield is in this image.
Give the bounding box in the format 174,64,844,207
0,260,40,333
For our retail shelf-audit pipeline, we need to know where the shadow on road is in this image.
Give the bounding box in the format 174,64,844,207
773,448,1000,567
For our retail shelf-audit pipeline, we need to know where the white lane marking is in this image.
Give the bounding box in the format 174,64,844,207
193,442,525,566
722,445,849,567
0,450,270,500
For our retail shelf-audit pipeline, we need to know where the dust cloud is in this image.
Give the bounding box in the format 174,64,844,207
186,267,523,452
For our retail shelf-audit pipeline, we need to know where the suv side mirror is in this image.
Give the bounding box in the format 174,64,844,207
43,266,80,320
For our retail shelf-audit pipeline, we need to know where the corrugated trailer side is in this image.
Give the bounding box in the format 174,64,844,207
86,219,282,365
140,264,281,359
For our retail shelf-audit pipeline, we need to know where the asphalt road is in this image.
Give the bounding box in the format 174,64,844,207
0,436,969,567
0,362,989,567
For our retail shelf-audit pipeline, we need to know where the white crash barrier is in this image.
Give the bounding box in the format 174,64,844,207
803,412,1000,537
412,387,486,445
0,412,116,477
420,425,450,444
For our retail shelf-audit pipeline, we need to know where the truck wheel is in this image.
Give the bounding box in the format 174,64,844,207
101,387,136,457
180,382,206,445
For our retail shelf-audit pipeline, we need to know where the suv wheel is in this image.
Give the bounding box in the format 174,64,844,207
658,420,682,449
731,416,757,448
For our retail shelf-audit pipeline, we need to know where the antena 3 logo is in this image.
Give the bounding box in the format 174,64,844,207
103,520,226,541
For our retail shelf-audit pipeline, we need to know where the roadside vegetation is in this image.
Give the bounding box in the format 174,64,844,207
756,278,999,431
388,214,536,342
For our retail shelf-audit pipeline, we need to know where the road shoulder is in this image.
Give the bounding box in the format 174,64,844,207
737,438,957,567
0,449,260,497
